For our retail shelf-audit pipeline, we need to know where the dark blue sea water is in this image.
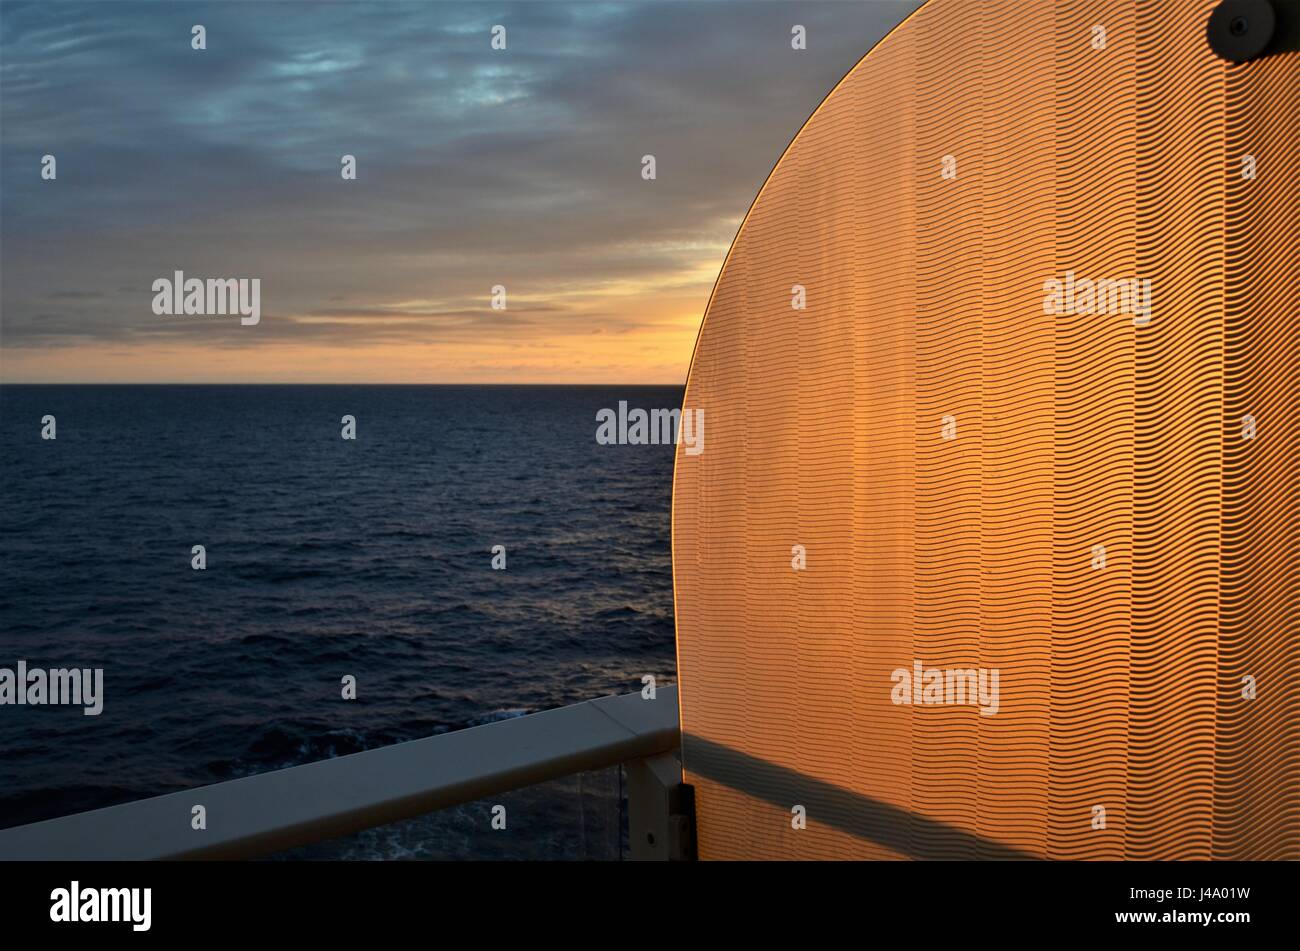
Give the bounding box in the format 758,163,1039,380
0,385,679,858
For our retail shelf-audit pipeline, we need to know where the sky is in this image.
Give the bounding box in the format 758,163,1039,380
0,1,914,383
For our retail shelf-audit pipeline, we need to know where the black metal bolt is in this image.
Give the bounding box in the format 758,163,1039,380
1208,0,1277,62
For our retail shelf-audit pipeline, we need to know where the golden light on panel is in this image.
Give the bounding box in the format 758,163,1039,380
672,0,1299,860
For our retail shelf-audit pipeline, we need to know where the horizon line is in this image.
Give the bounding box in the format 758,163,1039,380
0,380,687,386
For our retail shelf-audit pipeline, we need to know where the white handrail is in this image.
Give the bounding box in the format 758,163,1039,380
0,687,680,860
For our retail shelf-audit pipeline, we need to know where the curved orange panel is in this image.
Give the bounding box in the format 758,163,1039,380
671,0,1299,860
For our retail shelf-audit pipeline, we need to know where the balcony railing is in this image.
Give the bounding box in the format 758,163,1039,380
0,687,684,861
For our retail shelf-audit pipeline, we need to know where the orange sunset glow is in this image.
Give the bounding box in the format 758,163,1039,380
1,3,912,384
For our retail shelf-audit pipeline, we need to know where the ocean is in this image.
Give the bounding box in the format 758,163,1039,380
0,384,680,859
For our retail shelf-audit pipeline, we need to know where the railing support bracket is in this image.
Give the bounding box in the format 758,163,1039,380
626,751,696,861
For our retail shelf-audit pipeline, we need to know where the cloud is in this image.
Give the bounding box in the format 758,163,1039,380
0,1,915,377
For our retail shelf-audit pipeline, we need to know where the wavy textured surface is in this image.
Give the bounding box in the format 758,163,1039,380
673,0,1299,860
